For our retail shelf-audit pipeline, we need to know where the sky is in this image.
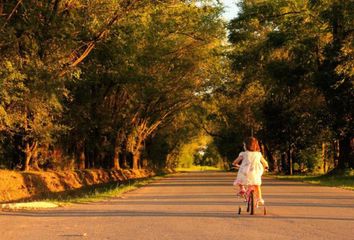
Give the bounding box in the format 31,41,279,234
221,0,240,21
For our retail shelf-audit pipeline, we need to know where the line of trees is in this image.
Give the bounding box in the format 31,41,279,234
0,0,227,171
199,0,353,174
1,0,352,175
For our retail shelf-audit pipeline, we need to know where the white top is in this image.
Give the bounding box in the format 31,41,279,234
234,151,266,186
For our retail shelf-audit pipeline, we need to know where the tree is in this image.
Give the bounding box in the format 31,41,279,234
223,0,353,173
61,0,227,170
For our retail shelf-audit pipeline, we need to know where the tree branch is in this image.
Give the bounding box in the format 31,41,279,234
59,0,140,76
2,0,23,29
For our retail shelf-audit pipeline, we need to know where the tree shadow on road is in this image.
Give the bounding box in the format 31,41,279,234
1,209,354,222
87,199,354,209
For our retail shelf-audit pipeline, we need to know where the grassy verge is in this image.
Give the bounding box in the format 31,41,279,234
274,173,354,191
175,165,222,172
43,175,164,205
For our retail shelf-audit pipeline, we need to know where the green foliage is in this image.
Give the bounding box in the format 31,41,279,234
297,147,323,173
176,135,212,168
276,171,354,191
199,143,224,167
1,0,351,174
221,0,353,173
0,0,227,171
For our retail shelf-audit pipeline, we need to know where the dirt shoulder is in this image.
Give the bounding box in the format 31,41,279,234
0,168,154,203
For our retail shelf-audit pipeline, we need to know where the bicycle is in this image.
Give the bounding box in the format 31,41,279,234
232,164,267,216
237,185,266,215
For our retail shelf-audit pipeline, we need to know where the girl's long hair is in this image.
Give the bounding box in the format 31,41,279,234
244,137,261,152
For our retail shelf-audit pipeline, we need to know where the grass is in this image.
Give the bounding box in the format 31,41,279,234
42,175,165,205
175,165,222,172
275,171,354,191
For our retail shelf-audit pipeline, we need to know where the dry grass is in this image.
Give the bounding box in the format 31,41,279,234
0,169,154,203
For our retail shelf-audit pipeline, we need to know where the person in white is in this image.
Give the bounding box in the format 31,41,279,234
233,137,268,205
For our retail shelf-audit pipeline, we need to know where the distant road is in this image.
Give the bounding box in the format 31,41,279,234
1,172,354,240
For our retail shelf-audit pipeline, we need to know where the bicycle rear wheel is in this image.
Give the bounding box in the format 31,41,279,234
250,190,255,215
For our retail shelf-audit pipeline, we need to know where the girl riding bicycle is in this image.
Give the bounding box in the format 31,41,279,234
232,137,268,205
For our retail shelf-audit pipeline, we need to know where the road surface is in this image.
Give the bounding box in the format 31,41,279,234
1,171,354,240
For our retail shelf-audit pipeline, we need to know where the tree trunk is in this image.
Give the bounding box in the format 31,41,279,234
287,146,293,175
23,143,32,171
322,142,327,173
113,143,121,170
263,144,276,172
333,140,339,167
280,152,288,174
113,131,124,169
130,132,144,170
113,151,120,169
31,146,40,171
351,138,354,169
338,136,353,169
23,141,37,171
79,150,85,169
286,145,294,175
121,140,128,168
132,151,141,170
77,142,85,170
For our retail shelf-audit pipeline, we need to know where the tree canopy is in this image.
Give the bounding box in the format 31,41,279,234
0,0,352,174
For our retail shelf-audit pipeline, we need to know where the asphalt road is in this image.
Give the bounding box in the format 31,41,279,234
1,171,354,240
